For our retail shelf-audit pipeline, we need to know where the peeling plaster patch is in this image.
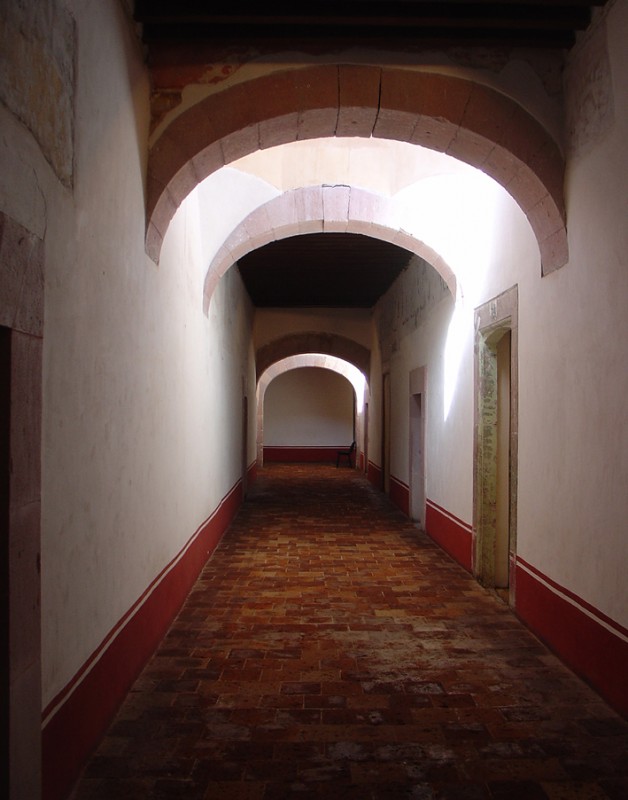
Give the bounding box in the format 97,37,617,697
426,45,564,104
499,51,564,143
446,46,513,73
509,49,565,99
0,0,75,187
149,64,246,131
150,90,183,134
199,62,245,85
565,20,614,158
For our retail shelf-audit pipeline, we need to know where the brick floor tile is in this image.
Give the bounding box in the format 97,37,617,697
203,782,266,800
487,779,550,799
540,781,612,799
71,465,628,800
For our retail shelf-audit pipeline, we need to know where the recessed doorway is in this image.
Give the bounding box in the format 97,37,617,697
409,367,426,527
474,287,518,603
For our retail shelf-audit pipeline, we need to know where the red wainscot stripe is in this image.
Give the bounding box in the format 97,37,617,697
515,557,628,718
41,480,243,800
263,446,345,463
247,459,258,485
389,475,410,517
367,460,382,489
425,499,473,572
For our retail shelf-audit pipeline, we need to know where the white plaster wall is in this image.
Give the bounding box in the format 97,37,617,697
364,0,628,633
367,177,531,524
391,298,469,512
367,335,382,472
196,167,280,269
234,139,478,197
265,368,354,446
370,267,473,520
514,0,628,626
41,0,151,700
254,307,372,350
10,0,257,708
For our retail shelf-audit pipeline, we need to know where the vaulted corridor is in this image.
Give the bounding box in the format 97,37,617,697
5,3,628,798
72,465,628,800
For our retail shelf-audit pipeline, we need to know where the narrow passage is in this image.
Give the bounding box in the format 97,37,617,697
74,464,628,800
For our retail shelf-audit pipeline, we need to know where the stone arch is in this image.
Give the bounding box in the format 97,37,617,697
147,65,567,273
203,185,457,313
256,333,370,382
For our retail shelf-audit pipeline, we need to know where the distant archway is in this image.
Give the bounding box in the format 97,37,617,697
256,353,369,467
147,65,567,273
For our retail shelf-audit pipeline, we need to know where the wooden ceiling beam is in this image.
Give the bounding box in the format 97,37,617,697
134,1,606,49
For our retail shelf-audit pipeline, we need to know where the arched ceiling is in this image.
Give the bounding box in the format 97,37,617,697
238,233,413,308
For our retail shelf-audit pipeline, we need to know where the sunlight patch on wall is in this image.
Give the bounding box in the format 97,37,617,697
231,138,472,196
443,301,472,421
390,171,503,421
393,169,500,304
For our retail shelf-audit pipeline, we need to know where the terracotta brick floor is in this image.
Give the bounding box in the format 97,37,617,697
72,465,628,800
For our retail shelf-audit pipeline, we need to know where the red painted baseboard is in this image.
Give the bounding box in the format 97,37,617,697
41,481,243,800
389,475,410,517
367,460,382,489
247,460,258,485
425,499,473,572
263,446,346,463
515,558,628,718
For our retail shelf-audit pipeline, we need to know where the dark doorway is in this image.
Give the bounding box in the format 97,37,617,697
0,327,11,797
